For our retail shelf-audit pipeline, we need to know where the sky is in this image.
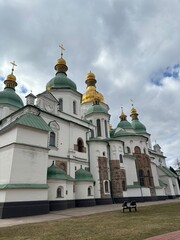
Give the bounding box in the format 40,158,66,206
0,0,180,168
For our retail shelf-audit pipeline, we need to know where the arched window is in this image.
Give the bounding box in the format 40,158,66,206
58,98,63,112
104,120,108,138
73,101,77,114
50,132,55,146
88,186,92,196
97,119,101,136
104,180,109,193
57,186,64,198
147,170,152,186
122,180,126,191
91,130,94,138
143,148,146,154
119,154,123,163
139,169,145,186
134,146,141,154
77,138,84,152
127,146,131,153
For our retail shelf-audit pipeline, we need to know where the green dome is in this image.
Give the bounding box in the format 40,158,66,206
113,128,136,138
85,104,108,116
46,72,77,91
47,163,73,180
75,167,94,181
117,120,133,129
0,88,24,109
131,119,146,133
110,128,116,137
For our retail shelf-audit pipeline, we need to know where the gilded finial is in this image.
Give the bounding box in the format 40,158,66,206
59,44,65,58
10,61,17,75
120,106,127,121
130,100,139,120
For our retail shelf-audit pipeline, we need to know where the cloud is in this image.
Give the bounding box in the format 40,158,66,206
19,85,28,94
0,76,4,82
1,0,180,167
150,64,180,86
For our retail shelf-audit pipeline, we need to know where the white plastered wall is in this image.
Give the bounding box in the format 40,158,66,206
75,181,94,199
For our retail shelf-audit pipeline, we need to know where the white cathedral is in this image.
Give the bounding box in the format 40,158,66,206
0,52,179,218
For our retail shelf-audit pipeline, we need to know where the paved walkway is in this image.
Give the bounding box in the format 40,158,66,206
145,230,180,240
0,199,179,239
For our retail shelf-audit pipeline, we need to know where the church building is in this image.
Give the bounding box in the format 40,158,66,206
0,50,179,218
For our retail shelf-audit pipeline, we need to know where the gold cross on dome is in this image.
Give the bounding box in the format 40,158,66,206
10,61,17,74
59,44,65,58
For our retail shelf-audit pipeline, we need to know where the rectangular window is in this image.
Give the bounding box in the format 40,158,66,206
73,101,77,114
58,98,63,112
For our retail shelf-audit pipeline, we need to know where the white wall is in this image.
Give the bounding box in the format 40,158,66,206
10,145,48,184
151,163,160,187
47,180,74,201
16,127,48,147
75,181,94,199
89,141,109,199
0,128,17,147
5,189,48,202
124,157,138,185
52,90,82,118
0,147,14,183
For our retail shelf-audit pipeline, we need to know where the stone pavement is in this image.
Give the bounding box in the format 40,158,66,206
0,199,179,240
145,230,180,240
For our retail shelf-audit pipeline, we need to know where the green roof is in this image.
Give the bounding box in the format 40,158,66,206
0,87,24,108
46,72,77,91
0,184,48,189
117,120,133,129
158,166,178,178
113,128,136,138
1,113,52,133
47,163,74,181
85,104,108,116
75,167,94,181
131,119,147,133
14,113,51,131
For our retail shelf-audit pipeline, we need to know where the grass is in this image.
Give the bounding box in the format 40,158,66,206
0,202,180,240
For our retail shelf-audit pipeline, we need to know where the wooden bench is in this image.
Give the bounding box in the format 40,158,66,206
122,201,137,212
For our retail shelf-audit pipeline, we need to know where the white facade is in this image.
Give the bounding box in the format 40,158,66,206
0,55,179,218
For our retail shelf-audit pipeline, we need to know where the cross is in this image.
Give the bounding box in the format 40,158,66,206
130,99,134,107
10,61,17,74
59,44,65,58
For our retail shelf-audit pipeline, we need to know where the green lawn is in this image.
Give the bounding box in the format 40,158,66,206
0,202,180,240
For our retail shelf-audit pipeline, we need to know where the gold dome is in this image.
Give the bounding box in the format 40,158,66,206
130,107,139,120
82,71,104,104
86,71,96,80
6,74,16,81
120,110,127,121
82,86,104,104
55,57,68,73
56,57,66,65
